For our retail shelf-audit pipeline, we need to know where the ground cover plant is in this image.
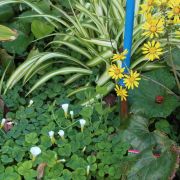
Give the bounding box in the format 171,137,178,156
0,0,180,179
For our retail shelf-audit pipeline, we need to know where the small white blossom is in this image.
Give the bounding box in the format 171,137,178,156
70,111,74,119
61,104,69,118
28,99,34,107
58,130,65,140
30,146,41,161
59,159,66,162
79,119,86,132
48,131,54,138
48,131,56,144
0,118,6,128
87,165,90,176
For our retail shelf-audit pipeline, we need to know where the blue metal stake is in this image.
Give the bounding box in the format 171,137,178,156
119,0,135,86
119,0,135,119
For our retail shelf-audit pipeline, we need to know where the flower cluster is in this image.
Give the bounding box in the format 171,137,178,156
108,50,141,101
141,0,180,61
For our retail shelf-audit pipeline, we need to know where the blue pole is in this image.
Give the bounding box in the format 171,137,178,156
119,0,135,119
119,0,135,87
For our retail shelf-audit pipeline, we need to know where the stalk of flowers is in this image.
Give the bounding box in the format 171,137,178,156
108,49,141,101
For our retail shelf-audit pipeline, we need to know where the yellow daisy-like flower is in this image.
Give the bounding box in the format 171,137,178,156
114,85,128,101
142,17,164,38
111,49,128,62
142,40,163,61
108,64,124,80
139,0,156,14
155,0,170,7
124,71,141,90
168,0,180,24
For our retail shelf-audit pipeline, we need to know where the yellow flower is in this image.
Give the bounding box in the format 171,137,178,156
124,70,141,90
155,0,170,7
114,85,128,101
142,17,164,38
111,49,128,62
142,40,163,61
108,64,124,80
168,0,180,24
139,0,155,14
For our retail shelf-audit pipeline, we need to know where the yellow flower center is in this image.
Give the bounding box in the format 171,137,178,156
128,76,136,83
147,0,153,5
150,26,157,32
114,68,121,75
173,7,180,14
149,47,156,54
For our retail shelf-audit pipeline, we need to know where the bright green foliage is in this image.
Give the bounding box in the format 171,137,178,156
0,25,17,41
31,20,54,38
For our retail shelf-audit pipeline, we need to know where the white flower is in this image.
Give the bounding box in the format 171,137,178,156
79,119,86,132
58,130,65,140
28,99,34,107
30,146,41,161
87,165,90,176
48,131,55,144
61,104,69,118
59,159,66,162
48,131,54,138
70,111,74,119
0,118,6,128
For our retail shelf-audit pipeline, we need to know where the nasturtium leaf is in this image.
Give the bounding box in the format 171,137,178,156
31,20,54,39
129,69,179,118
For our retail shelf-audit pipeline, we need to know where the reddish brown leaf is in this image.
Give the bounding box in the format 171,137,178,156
37,163,47,180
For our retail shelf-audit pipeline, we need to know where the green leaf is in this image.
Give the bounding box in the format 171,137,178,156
121,115,178,179
155,120,171,134
27,67,92,95
31,20,54,38
17,161,37,179
0,25,17,41
80,106,93,119
2,30,33,54
129,69,179,118
25,132,38,144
